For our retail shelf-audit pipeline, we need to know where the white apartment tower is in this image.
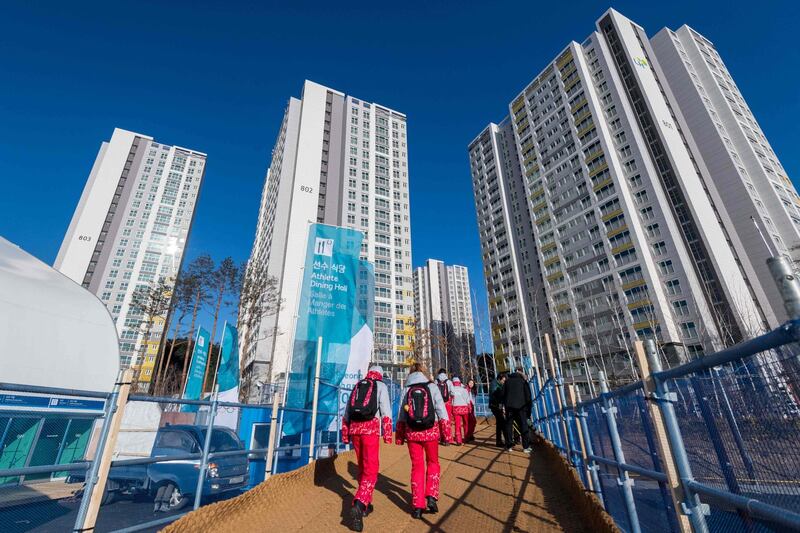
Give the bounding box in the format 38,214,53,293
470,122,552,372
413,259,475,373
469,9,782,388
55,128,206,381
651,26,800,329
241,81,414,394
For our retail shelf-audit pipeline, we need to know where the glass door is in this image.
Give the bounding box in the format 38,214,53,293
0,417,40,485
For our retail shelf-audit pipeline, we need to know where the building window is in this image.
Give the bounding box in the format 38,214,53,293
666,279,682,295
673,300,689,316
658,260,674,275
681,321,698,339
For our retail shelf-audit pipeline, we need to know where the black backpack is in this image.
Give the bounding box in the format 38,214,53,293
437,380,451,402
405,383,436,430
348,378,379,421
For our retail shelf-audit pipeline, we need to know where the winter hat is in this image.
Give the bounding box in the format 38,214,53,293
368,364,384,377
452,376,462,385
437,372,448,382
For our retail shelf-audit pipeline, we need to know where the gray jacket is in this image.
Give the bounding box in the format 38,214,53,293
397,371,449,423
343,378,392,424
436,373,455,397
451,384,474,408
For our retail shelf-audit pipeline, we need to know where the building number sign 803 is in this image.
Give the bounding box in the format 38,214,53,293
78,235,92,242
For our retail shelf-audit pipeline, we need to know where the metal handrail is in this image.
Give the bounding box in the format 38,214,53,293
0,382,110,399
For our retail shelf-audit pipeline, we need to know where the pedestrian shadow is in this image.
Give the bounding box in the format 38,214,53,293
312,456,411,528
312,455,355,528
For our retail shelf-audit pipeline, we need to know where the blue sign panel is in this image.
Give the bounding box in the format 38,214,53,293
283,224,374,439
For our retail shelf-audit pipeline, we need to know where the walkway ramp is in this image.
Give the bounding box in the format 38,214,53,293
164,421,615,532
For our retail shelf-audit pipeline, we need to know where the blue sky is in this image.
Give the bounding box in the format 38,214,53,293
2,1,798,352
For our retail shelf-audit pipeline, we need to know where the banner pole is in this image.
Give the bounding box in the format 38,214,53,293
182,327,202,398
265,384,281,480
308,336,323,464
209,321,227,394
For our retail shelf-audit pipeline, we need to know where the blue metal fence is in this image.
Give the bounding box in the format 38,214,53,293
0,378,351,533
532,324,800,533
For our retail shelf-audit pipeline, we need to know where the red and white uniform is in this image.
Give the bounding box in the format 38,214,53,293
342,367,393,507
450,378,474,444
436,373,456,444
395,371,451,510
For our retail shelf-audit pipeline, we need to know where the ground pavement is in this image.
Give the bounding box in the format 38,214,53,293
165,420,613,532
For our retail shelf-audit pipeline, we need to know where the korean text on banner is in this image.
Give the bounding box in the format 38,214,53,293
282,224,374,442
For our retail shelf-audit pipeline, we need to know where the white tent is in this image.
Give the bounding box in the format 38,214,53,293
0,236,120,393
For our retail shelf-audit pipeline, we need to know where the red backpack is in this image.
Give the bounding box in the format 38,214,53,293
349,378,379,421
405,383,436,430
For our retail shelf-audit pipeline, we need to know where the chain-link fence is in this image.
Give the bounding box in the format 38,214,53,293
532,327,800,533
0,376,350,532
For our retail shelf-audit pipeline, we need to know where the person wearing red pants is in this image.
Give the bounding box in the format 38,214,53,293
466,378,477,442
435,369,455,445
341,365,393,532
450,377,473,445
395,363,451,519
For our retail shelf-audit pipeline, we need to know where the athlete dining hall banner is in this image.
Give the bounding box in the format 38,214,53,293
282,224,374,439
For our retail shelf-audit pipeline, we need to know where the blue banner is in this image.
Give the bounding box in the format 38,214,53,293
183,326,211,401
283,224,374,441
217,323,239,393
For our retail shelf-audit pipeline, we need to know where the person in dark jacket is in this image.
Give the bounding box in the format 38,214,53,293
503,369,532,453
489,373,507,448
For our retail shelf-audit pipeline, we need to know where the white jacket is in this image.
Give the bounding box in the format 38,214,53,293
451,384,474,408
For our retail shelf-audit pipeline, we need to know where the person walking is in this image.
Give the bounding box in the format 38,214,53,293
489,373,507,448
341,365,393,532
503,368,532,453
450,377,473,445
395,363,451,519
435,369,455,445
465,378,477,442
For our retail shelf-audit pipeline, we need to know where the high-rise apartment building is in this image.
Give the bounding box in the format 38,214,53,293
55,128,206,383
651,26,800,329
470,122,552,372
469,9,790,388
413,259,475,373
240,81,414,395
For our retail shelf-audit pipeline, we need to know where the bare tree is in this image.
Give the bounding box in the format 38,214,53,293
409,319,432,369
179,255,215,393
237,260,282,402
202,258,240,392
153,272,198,395
129,277,172,392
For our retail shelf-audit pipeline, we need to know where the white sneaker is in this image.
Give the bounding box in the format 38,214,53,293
523,447,532,454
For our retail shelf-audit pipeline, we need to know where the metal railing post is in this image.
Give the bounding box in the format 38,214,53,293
265,385,281,480
567,385,594,492
635,393,681,533
768,256,800,319
557,374,577,466
193,385,219,511
643,341,708,533
599,370,642,533
576,397,605,509
74,369,132,533
308,336,323,464
335,384,342,455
